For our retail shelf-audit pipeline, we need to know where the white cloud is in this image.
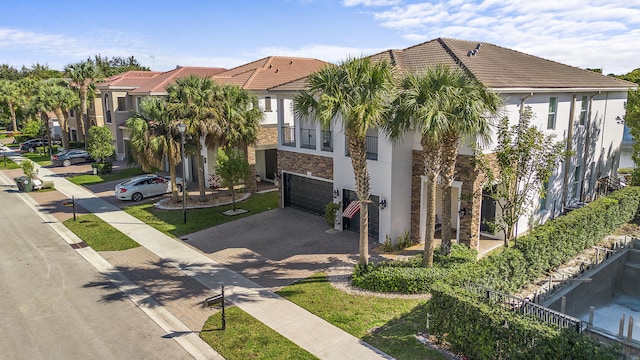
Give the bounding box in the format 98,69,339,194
342,0,401,7
362,1,640,74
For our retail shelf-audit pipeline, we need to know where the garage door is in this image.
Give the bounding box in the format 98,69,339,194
283,174,333,216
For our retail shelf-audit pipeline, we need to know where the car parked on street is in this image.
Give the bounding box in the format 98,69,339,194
115,174,183,202
51,149,94,167
20,138,47,152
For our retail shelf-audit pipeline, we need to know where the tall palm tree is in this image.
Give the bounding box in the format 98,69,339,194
65,61,98,147
387,70,449,267
214,84,262,147
166,75,221,202
126,96,182,201
438,67,501,255
0,79,23,132
294,57,395,266
32,80,79,150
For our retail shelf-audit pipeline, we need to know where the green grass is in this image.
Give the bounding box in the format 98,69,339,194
124,191,279,237
276,273,445,360
63,214,140,251
23,151,53,166
68,167,144,186
200,306,317,360
0,156,20,169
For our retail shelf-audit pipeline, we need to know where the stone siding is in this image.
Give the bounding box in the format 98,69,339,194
277,151,333,180
410,151,493,251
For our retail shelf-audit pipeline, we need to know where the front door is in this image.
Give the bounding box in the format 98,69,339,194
342,190,379,240
480,187,496,234
265,149,277,180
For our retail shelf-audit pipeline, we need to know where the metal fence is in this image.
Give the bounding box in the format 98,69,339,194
466,283,585,332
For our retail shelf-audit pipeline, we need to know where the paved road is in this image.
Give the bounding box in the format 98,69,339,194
0,185,192,360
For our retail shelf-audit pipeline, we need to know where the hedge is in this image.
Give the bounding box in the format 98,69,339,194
427,282,621,360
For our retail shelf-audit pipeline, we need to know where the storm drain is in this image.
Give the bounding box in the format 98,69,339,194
70,242,88,249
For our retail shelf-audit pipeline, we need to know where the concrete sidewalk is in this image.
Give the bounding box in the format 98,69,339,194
2,152,391,360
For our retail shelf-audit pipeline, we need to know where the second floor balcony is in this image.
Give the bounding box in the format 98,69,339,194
282,126,296,147
345,135,378,160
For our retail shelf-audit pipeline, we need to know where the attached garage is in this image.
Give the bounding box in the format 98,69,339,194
283,173,333,216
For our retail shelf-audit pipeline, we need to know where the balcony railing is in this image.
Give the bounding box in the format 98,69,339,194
345,135,378,160
321,130,333,152
300,128,316,150
281,126,296,147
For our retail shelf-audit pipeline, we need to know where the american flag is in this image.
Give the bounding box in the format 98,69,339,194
342,201,360,219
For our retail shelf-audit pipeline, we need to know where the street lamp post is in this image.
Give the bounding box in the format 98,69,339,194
177,122,187,224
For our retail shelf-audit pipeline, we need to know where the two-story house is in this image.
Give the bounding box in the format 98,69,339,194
271,38,637,252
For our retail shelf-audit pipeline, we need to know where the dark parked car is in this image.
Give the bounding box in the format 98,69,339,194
19,138,61,152
51,150,94,167
19,139,47,152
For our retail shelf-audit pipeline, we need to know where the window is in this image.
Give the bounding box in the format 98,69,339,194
104,94,111,124
321,130,333,152
136,97,142,112
345,129,378,160
264,97,272,112
573,166,581,199
579,96,588,126
69,108,75,117
117,97,126,111
539,180,549,210
547,97,557,129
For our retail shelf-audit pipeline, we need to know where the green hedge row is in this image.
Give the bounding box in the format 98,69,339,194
427,282,621,360
352,244,477,293
453,186,640,293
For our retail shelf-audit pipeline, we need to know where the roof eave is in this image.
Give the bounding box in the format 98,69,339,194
493,86,638,94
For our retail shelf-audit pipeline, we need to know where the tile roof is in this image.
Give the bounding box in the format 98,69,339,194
213,56,328,90
390,38,636,90
97,67,227,94
270,38,636,91
130,66,227,95
97,71,163,89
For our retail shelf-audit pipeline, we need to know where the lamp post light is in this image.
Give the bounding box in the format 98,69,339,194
177,122,187,224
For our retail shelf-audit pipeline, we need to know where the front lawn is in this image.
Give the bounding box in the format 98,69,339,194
124,191,279,237
276,273,444,360
23,151,53,166
68,167,144,186
63,214,139,251
0,155,19,169
201,306,317,360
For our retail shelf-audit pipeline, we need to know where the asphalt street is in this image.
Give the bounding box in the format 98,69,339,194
0,185,192,360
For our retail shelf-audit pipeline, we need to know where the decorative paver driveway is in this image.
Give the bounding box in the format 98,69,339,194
182,208,370,290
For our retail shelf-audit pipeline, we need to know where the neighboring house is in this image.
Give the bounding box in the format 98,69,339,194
95,59,327,192
64,97,104,143
271,38,637,252
96,67,225,171
211,56,328,192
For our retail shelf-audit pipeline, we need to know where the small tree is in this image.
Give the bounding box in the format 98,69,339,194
21,118,43,138
21,159,37,179
476,107,566,247
87,126,115,163
215,147,250,212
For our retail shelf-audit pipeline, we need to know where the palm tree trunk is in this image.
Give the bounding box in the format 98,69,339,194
423,175,437,267
54,108,69,150
347,131,370,266
196,143,207,202
8,102,17,133
440,133,459,256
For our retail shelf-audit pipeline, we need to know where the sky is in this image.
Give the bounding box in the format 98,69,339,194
1,0,639,75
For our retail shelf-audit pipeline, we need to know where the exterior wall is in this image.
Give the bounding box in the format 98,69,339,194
278,150,333,180
101,90,129,160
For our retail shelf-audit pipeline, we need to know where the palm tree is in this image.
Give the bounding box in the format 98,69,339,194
65,61,98,147
433,66,502,255
32,80,79,150
389,65,501,264
0,79,23,132
294,57,395,266
166,75,221,202
126,96,182,201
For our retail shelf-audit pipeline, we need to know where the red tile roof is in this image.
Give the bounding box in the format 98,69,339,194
97,67,227,94
213,56,328,90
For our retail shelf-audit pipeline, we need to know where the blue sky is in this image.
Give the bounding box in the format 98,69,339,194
1,0,638,75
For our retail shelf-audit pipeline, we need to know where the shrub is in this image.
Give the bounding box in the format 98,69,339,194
21,159,37,179
324,202,341,228
427,282,621,360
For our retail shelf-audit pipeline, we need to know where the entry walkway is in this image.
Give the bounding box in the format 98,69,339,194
2,152,391,360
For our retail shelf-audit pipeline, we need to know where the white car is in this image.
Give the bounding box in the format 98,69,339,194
115,174,183,201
